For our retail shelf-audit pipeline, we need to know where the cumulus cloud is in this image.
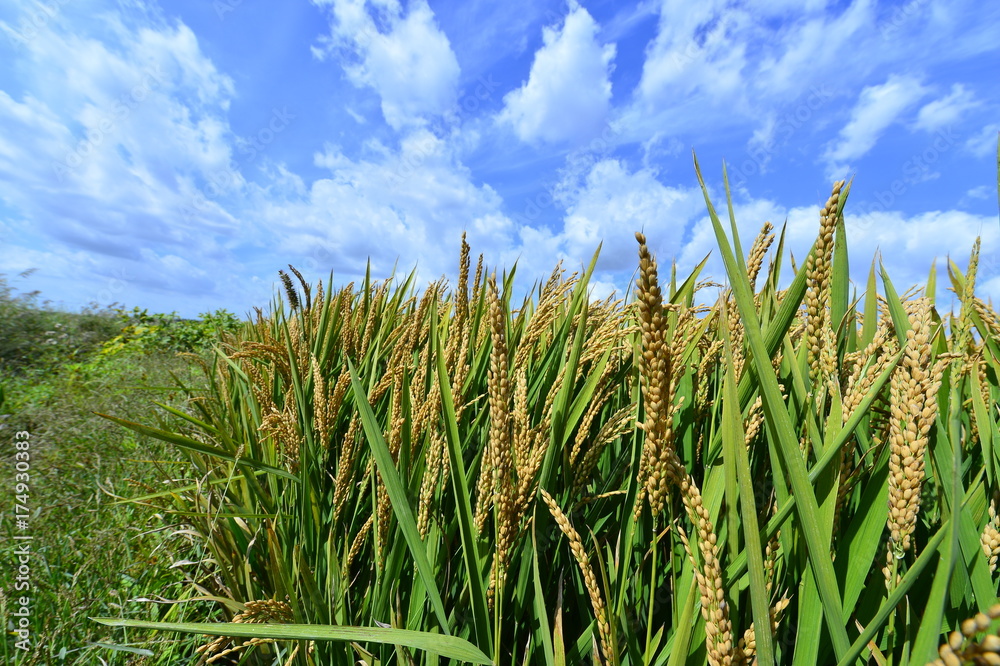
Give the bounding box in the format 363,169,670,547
752,0,873,97
681,198,1000,305
2,0,997,320
617,0,993,151
843,208,1000,304
556,158,705,271
0,4,251,314
497,2,616,145
634,0,750,111
251,126,518,288
312,0,460,130
822,74,927,176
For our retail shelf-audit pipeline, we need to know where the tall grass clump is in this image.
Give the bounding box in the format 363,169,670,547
96,155,1000,665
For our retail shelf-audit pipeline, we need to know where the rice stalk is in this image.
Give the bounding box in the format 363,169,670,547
540,488,613,663
804,180,845,393
886,297,942,556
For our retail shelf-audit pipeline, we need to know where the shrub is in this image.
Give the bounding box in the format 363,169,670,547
99,307,242,356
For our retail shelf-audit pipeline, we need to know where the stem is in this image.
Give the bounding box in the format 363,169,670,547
644,522,658,666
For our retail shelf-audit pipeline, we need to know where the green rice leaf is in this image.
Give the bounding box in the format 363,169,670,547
723,327,774,666
94,413,298,481
432,304,493,654
346,357,452,636
693,152,850,658
90,618,491,664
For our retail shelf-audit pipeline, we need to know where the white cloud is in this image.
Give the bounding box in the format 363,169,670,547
753,0,873,97
822,74,927,176
617,0,995,153
313,0,460,130
0,4,254,315
682,197,1000,306
617,0,876,146
964,185,993,201
253,126,519,287
843,208,1000,305
2,0,997,321
914,83,978,132
965,123,1000,158
635,0,750,109
497,2,616,145
556,159,704,271
676,197,790,284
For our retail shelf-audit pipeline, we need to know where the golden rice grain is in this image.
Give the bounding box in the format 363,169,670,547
343,514,373,579
928,603,1000,666
540,488,613,662
886,298,941,554
633,232,679,518
196,598,294,663
677,521,735,666
418,434,446,537
982,497,1000,573
746,221,775,290
804,180,845,389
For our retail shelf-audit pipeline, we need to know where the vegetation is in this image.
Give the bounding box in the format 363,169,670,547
90,159,1000,665
0,277,238,664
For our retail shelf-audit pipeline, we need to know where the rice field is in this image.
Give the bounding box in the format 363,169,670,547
95,160,1000,665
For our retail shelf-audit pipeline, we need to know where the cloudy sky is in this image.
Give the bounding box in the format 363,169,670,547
1,0,998,318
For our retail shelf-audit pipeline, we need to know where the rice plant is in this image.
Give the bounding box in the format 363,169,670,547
93,156,1000,665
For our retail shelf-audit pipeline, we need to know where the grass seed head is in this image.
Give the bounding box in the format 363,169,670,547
540,489,613,662
746,221,775,289
983,498,1000,573
886,297,940,554
804,180,845,387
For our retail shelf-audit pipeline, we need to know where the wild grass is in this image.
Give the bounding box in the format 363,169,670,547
0,284,235,665
96,157,1000,665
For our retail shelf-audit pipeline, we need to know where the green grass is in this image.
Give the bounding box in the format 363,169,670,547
0,281,234,665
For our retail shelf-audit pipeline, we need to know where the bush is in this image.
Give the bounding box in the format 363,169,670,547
99,307,242,356
0,272,121,374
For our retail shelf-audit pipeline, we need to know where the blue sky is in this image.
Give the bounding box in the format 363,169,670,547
1,0,998,319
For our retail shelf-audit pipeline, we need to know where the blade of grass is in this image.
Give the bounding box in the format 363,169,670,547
432,302,493,654
95,413,298,481
531,516,556,666
693,152,850,659
90,619,491,664
722,327,774,666
346,357,451,636
725,348,902,584
664,576,699,666
835,519,949,666
861,260,878,348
